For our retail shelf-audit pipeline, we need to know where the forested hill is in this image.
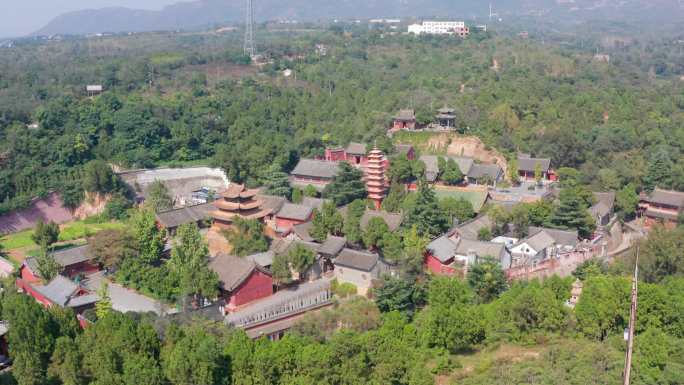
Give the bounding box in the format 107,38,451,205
35,0,684,36
1,27,684,214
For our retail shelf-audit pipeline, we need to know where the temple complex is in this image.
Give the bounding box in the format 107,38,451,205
211,184,270,230
366,147,387,209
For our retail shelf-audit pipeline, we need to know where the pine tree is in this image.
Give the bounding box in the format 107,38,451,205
130,208,166,265
644,148,673,192
404,182,449,237
508,158,520,185
323,162,366,206
441,158,463,185
550,187,596,238
382,182,406,213
263,164,292,199
95,282,112,320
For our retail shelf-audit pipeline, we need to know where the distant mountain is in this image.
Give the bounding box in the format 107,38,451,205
35,0,684,36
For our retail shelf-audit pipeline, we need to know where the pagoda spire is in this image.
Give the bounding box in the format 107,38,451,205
366,145,387,210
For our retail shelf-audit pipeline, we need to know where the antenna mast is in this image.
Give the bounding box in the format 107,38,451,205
244,0,256,57
623,247,639,385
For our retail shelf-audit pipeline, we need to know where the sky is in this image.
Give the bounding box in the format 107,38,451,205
0,0,180,38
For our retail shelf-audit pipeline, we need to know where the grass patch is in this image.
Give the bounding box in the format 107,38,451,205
1,219,125,251
434,187,489,212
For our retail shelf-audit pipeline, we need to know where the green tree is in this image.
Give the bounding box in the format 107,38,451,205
304,185,318,198
637,226,684,283
271,253,292,285
224,217,269,257
534,162,543,184
83,160,120,194
32,220,60,250
95,282,112,320
145,180,173,213
382,182,405,213
440,158,464,185
401,225,430,277
575,275,630,340
343,199,366,245
379,232,403,262
477,227,492,241
288,244,315,276
549,187,596,238
36,249,60,281
374,276,424,319
615,183,639,220
643,148,673,192
310,202,344,242
263,164,292,199
161,326,227,385
467,260,507,303
362,217,390,250
508,158,520,185
88,228,136,269
439,197,474,225
556,167,580,188
104,193,132,220
404,182,448,237
130,208,166,264
323,162,366,205
169,223,218,305
291,188,303,203
48,337,84,385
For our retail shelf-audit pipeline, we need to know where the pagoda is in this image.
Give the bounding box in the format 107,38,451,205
366,147,387,210
211,184,271,230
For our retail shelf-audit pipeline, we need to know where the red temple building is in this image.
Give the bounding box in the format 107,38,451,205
638,187,684,227
391,109,417,131
366,147,387,209
211,184,271,230
209,253,274,313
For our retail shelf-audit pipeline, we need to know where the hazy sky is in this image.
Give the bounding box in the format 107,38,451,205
0,0,180,37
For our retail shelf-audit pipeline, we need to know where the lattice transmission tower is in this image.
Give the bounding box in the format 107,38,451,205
244,0,256,57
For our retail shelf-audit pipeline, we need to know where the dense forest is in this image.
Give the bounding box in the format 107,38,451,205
2,25,684,214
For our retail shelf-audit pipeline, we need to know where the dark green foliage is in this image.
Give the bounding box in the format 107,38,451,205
103,193,132,220
323,162,366,206
643,148,673,192
403,182,448,237
467,260,508,303
572,259,607,281
374,276,425,319
439,197,474,225
263,164,292,199
88,229,136,269
549,186,596,238
223,217,269,257
82,160,120,194
287,244,316,275
31,220,60,249
36,249,60,281
130,208,165,265
637,226,684,283
168,223,218,305
310,202,344,242
615,183,639,220
440,158,464,185
342,199,366,245
381,182,405,213
362,217,390,250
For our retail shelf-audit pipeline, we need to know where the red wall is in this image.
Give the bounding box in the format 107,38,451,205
228,269,273,309
393,120,416,130
16,278,52,308
275,215,311,233
19,265,41,284
424,254,460,276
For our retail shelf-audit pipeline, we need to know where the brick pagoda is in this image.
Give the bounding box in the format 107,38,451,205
211,184,270,230
366,147,387,210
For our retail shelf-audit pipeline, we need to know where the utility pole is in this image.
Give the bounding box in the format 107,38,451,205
243,0,256,57
623,248,639,385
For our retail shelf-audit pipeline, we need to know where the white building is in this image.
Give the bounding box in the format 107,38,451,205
408,21,469,37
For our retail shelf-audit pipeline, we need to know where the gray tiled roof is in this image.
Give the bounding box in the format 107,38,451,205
517,156,551,173
455,215,492,240
591,192,616,218
645,188,684,208
155,202,213,229
24,257,41,277
52,245,94,267
394,144,414,156
522,231,556,252
33,275,98,308
394,109,415,120
259,195,287,214
291,159,339,179
419,155,474,182
246,251,275,267
528,226,579,247
291,222,314,242
360,210,403,232
427,235,458,263
276,203,313,221
301,197,329,211
467,163,503,181
318,236,347,256
334,248,379,271
454,238,506,259
345,142,367,155
209,253,270,292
